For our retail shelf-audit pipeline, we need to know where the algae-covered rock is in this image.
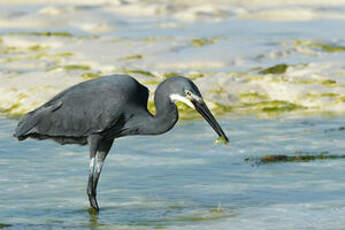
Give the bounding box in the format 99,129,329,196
243,100,304,113
63,65,90,71
245,153,345,164
81,72,102,80
191,38,216,47
48,64,91,72
239,92,269,101
259,64,288,75
295,40,345,52
120,54,143,61
9,31,73,37
260,154,288,162
122,69,156,77
0,44,50,54
54,52,74,57
163,72,181,78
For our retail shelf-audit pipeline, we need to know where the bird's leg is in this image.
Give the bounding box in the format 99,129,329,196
88,156,98,211
92,139,114,205
87,135,100,211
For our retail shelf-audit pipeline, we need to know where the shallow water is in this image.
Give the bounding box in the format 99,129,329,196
1,1,345,229
1,115,345,230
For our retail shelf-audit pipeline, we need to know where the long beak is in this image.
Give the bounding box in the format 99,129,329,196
192,99,229,144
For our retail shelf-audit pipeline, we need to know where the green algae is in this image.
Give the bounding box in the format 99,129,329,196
245,153,345,164
339,96,345,103
259,64,288,75
5,31,99,39
81,72,102,80
211,102,233,115
306,93,339,100
239,92,270,101
335,71,345,76
319,93,339,97
137,36,173,42
46,64,91,72
63,64,90,71
0,46,17,54
147,101,156,115
8,31,73,37
321,79,337,86
17,93,28,101
191,38,216,47
0,102,24,118
298,79,335,86
142,79,161,85
161,71,205,80
28,45,50,51
122,69,156,77
175,101,200,120
293,79,337,87
54,52,74,57
1,56,22,63
295,40,345,52
147,100,200,120
188,72,205,80
243,100,304,113
209,86,227,94
120,54,143,61
0,92,29,118
0,44,50,54
2,51,74,63
163,72,181,78
260,75,339,87
168,205,185,210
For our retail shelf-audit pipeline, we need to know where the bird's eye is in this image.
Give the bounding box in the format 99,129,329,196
186,90,192,96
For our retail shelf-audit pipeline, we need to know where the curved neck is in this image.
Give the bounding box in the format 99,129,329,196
138,90,178,135
153,97,179,134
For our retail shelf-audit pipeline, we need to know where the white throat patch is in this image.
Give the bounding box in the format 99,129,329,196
169,94,195,109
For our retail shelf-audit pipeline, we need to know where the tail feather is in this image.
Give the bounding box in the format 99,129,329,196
14,111,40,140
14,101,62,140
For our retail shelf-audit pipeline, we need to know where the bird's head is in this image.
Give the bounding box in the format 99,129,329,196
159,76,229,144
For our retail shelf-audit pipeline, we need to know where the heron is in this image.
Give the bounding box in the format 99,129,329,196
14,75,228,212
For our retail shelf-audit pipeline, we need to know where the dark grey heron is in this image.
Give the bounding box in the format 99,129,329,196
14,75,228,212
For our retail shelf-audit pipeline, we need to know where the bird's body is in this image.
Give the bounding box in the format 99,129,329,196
16,75,153,144
14,74,228,212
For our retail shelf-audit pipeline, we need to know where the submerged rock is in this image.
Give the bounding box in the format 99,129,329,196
0,223,12,229
294,40,345,53
260,154,288,162
259,64,288,75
